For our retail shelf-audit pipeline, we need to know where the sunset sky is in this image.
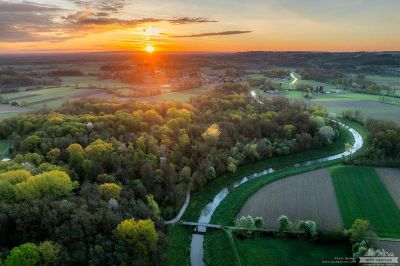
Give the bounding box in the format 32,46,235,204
1,0,399,53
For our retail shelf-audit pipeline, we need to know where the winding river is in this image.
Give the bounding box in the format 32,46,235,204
190,121,364,266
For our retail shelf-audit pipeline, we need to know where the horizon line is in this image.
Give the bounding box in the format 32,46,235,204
1,50,400,56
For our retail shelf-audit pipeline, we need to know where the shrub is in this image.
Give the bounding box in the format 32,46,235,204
349,219,371,242
100,183,121,200
298,220,318,239
277,215,292,232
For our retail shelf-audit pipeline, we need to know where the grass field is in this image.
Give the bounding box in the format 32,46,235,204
205,230,351,266
366,75,400,88
274,73,400,122
330,166,400,238
234,235,350,266
316,100,400,122
61,76,130,88
0,139,9,159
137,86,209,102
1,87,93,110
282,91,400,122
164,123,358,266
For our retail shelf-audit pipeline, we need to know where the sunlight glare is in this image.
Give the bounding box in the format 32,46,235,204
145,45,155,53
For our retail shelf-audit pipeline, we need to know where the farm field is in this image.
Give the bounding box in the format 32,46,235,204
238,168,343,231
366,75,400,88
315,100,400,122
256,87,400,121
0,103,30,119
133,86,209,102
204,230,351,266
61,76,130,88
0,85,209,120
233,235,350,266
330,166,400,238
1,87,95,110
376,240,400,258
375,168,400,208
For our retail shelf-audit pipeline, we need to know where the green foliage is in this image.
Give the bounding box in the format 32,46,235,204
99,183,121,200
5,243,40,266
277,215,292,233
38,241,62,266
254,217,264,229
14,153,44,167
357,119,400,165
349,219,371,243
234,216,256,230
319,126,335,143
352,240,368,259
146,194,161,220
113,219,158,256
20,136,41,152
14,170,76,201
46,148,61,164
298,220,318,239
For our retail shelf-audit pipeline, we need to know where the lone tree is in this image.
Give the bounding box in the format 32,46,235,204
298,220,318,239
277,215,292,232
349,219,371,242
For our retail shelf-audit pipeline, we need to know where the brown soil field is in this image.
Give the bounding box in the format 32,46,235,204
238,168,343,231
375,240,400,257
375,168,400,208
71,89,106,98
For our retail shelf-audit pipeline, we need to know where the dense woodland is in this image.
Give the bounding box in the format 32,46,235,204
342,110,400,166
0,82,342,265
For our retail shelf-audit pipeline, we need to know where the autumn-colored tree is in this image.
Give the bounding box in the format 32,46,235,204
67,144,86,166
143,110,163,125
14,170,76,201
99,183,121,200
113,219,158,256
202,124,221,144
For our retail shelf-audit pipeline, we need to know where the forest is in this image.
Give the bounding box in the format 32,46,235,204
0,82,342,265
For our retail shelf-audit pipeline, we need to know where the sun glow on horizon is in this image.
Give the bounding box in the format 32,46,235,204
145,45,155,53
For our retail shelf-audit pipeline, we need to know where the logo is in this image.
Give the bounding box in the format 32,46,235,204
359,257,398,264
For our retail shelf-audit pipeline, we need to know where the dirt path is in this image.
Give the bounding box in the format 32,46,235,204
238,168,343,231
375,168,400,208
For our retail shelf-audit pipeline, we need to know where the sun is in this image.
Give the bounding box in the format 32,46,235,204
145,45,155,53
